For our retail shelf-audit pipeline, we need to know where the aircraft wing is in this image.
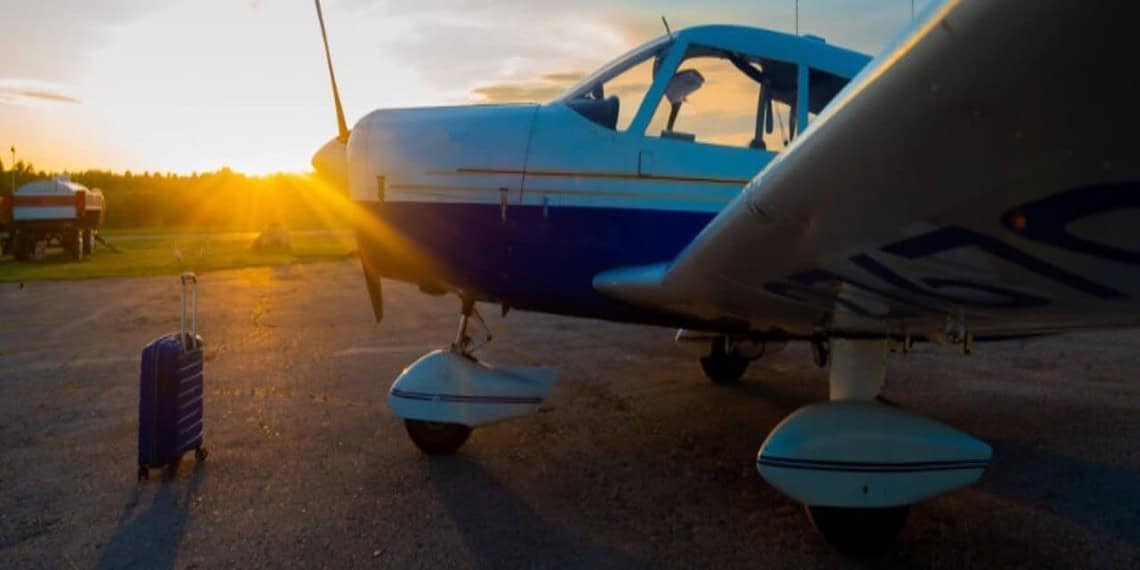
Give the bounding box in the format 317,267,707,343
595,0,1140,341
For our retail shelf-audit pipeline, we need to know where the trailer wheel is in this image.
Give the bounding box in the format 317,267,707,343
10,232,24,261
13,231,33,262
82,229,95,256
64,229,83,260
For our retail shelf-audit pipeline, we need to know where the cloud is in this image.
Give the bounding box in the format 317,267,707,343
542,71,588,83
473,83,565,103
0,79,81,106
472,70,589,103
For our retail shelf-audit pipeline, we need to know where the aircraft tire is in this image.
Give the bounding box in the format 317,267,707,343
805,504,909,558
699,338,749,384
404,419,471,455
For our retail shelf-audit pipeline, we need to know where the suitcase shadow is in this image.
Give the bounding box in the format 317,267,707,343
94,460,207,570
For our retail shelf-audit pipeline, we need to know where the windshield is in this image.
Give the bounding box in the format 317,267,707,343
556,35,673,101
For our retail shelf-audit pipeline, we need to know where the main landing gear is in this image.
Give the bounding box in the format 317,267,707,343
691,334,773,385
390,295,558,456
699,336,751,384
756,338,992,557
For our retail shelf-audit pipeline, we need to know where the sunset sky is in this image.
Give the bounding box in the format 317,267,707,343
1,0,924,175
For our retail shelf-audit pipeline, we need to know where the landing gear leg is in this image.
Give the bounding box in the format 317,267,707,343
403,294,482,455
810,335,829,368
450,295,481,355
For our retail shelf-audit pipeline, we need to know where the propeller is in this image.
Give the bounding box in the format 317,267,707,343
314,0,348,143
311,1,383,323
310,0,349,183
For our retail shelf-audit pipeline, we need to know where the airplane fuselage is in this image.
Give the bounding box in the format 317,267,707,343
347,101,774,329
328,26,872,332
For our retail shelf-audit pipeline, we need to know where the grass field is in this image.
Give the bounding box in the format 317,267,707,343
0,229,357,282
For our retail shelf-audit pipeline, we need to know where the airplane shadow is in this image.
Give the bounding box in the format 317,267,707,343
94,461,206,570
730,375,820,414
428,456,650,569
979,439,1140,548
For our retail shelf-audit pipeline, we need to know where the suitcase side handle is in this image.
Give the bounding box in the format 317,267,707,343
180,272,198,350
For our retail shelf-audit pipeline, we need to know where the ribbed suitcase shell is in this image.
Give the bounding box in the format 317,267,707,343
138,333,204,468
137,272,205,478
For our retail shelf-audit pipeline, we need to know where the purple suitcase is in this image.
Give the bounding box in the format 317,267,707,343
137,272,206,480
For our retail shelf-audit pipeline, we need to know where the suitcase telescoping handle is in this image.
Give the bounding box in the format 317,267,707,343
180,272,198,350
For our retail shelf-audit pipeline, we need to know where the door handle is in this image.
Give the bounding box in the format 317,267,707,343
638,150,654,177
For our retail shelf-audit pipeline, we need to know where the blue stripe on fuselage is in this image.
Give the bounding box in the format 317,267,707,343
358,201,717,325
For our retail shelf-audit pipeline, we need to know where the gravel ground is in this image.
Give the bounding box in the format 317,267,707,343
0,261,1137,569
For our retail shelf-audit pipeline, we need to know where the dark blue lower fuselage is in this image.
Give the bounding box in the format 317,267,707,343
359,201,720,327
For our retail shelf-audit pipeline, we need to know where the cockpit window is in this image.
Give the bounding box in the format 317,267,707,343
559,36,673,131
639,45,850,151
633,46,795,150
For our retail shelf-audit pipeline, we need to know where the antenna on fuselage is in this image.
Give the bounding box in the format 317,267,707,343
794,0,799,35
314,0,349,143
661,16,674,39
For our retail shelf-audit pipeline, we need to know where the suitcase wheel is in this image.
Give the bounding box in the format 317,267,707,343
195,447,208,462
137,465,149,482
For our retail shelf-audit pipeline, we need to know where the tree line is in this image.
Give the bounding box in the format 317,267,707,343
1,159,348,231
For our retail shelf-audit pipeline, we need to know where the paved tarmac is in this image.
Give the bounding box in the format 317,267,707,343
0,261,1137,569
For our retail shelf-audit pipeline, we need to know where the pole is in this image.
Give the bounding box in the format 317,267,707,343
9,146,14,193
795,0,799,35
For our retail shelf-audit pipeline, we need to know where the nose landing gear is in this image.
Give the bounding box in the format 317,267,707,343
390,294,558,456
403,419,472,456
401,296,485,455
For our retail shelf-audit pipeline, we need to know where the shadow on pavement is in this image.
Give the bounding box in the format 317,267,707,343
429,455,649,569
731,375,818,415
95,461,207,570
980,440,1140,548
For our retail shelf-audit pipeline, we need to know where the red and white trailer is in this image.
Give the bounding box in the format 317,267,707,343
1,176,105,261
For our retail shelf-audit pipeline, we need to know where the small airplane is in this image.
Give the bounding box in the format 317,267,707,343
310,0,1139,556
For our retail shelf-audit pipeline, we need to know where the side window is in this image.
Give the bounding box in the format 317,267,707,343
563,42,670,132
643,47,802,152
607,56,659,132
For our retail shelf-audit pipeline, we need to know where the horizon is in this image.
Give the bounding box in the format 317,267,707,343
1,0,923,176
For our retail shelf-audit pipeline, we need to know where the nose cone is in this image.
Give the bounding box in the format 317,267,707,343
311,136,348,187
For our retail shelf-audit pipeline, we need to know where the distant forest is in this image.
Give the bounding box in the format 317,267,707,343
0,159,349,231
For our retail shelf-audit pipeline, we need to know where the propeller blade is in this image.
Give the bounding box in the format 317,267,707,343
314,0,349,143
361,255,385,323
